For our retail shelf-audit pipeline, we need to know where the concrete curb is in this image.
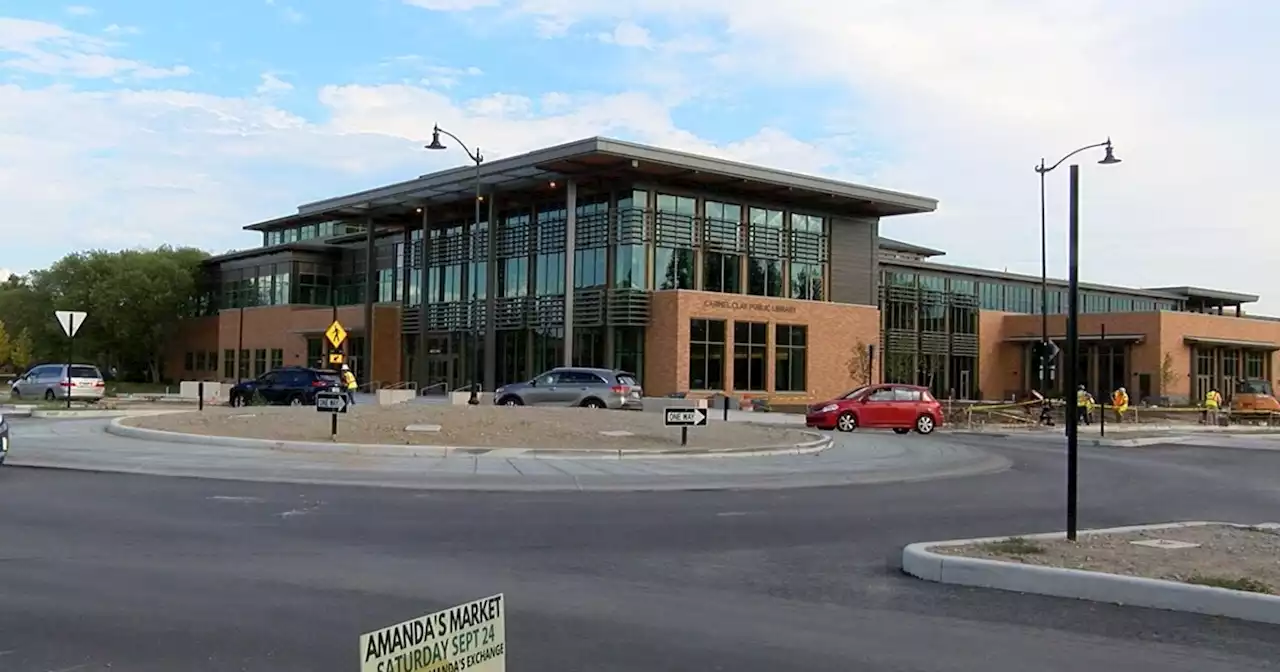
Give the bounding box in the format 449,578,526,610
901,521,1280,625
949,430,1205,448
105,416,832,460
30,409,186,420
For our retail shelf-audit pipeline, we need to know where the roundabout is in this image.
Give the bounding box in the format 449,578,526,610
5,409,1011,491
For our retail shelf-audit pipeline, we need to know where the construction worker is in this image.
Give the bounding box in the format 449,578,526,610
1112,386,1130,423
1203,388,1222,425
1076,385,1093,425
340,363,358,406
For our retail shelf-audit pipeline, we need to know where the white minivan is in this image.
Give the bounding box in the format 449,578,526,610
10,363,107,402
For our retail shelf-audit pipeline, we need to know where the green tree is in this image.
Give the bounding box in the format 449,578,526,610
10,328,33,371
0,319,10,369
32,246,208,381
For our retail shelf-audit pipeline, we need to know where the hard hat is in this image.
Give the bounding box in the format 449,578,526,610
341,364,350,371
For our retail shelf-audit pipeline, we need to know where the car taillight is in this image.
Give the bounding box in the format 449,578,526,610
611,385,627,394
60,381,72,387
312,380,328,387
94,380,105,387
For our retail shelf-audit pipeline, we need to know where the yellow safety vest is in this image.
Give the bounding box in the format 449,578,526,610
342,371,358,390
1205,392,1218,409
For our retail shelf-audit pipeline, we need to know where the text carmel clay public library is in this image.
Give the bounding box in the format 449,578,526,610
701,299,798,314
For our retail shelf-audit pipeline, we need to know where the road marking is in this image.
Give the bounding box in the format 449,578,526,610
208,495,265,503
716,511,750,517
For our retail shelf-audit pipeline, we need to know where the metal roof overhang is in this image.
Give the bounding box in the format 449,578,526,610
1147,286,1260,304
882,258,1186,301
1007,333,1146,343
204,241,338,265
1184,336,1280,351
245,137,937,232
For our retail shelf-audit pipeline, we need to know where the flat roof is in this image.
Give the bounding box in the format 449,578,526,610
878,237,946,258
204,241,337,265
245,137,937,231
882,258,1188,301
1145,286,1260,304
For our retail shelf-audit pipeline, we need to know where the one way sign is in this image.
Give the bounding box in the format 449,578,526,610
664,407,708,427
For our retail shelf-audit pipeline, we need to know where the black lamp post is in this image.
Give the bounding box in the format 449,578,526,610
1039,138,1121,540
425,125,483,406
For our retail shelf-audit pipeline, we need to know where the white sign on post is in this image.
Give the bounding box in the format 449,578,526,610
55,310,88,338
360,594,506,672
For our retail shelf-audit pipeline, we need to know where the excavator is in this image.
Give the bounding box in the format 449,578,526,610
1231,378,1280,412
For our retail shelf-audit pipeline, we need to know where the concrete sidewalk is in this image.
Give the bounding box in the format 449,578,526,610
6,417,1010,491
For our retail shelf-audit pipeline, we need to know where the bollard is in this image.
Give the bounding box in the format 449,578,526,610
681,426,688,447
198,381,205,411
723,394,729,421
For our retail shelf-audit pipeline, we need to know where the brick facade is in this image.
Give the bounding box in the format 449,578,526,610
166,303,403,386
989,311,1280,402
646,289,880,402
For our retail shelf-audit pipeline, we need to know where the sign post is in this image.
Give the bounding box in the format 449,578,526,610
315,388,348,439
54,310,87,409
664,406,708,446
360,594,506,672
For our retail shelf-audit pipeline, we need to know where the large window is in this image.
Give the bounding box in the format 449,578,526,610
306,337,324,367
499,257,528,297
573,248,605,288
295,263,331,306
613,326,645,379
689,319,725,390
254,349,268,377
654,193,696,290
270,349,284,370
703,251,740,293
536,252,565,295
979,283,1003,310
787,213,824,301
615,190,647,290
615,244,645,289
747,207,784,297
775,325,807,393
1245,351,1266,379
733,321,768,391
238,349,250,379
224,349,235,379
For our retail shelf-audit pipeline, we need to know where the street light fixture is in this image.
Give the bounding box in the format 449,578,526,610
1035,137,1122,541
1033,138,1121,399
425,124,484,406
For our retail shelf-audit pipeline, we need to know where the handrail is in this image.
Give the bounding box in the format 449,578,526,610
419,381,449,395
383,381,419,391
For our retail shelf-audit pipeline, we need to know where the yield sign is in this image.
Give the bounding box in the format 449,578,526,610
55,310,88,338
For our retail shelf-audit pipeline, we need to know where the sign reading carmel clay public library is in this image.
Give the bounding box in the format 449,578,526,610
701,299,797,314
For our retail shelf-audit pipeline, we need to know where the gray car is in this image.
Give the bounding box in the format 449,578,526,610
11,363,106,402
494,367,644,410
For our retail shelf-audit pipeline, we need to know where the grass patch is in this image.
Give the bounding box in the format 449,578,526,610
978,536,1046,556
1182,575,1273,594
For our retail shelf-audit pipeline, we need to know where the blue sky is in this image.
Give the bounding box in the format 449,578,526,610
1,1,1278,312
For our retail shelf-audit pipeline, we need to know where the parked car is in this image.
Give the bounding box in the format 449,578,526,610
228,367,344,407
494,368,643,410
805,384,943,435
0,411,9,465
10,363,106,402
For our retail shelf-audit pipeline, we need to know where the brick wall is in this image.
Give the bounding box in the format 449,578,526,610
646,289,880,402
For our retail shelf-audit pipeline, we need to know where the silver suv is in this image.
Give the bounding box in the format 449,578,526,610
494,367,643,410
11,363,106,402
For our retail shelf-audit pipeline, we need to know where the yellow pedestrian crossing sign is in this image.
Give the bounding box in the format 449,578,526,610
325,320,348,348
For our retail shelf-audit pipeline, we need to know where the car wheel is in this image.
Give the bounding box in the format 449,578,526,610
836,411,857,432
582,398,606,409
893,428,910,435
44,389,56,401
288,395,303,407
499,396,522,406
915,414,936,435
230,394,244,408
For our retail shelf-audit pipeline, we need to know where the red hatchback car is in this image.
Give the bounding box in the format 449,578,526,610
805,384,944,435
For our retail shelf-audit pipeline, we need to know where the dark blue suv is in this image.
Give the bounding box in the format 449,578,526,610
228,367,343,407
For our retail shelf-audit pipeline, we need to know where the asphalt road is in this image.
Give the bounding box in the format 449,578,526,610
2,437,1280,671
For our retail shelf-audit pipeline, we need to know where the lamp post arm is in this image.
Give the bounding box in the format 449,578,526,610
435,127,483,165
1036,140,1111,174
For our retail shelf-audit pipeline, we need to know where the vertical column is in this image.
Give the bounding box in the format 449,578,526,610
603,188,617,369
459,213,471,388
484,198,497,391
563,179,577,366
363,215,376,385
416,207,430,390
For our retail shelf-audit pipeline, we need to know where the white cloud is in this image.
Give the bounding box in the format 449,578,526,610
64,5,95,16
0,18,190,79
0,268,13,281
597,21,651,48
256,72,293,95
103,23,141,36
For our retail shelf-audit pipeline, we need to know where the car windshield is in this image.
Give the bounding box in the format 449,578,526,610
617,374,639,386
840,386,870,400
69,365,101,378
316,372,342,383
